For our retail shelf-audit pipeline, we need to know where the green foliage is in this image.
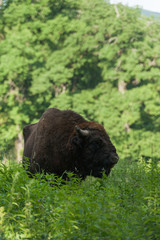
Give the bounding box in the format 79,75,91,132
0,1,158,155
0,159,160,239
0,1,160,164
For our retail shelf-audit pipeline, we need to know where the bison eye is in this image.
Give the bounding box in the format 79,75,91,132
88,142,99,152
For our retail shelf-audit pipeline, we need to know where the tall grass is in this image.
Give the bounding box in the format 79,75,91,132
0,158,159,240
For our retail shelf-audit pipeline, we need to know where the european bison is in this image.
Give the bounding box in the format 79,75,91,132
23,108,119,179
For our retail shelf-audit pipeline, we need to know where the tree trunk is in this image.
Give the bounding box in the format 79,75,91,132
15,125,23,163
118,80,126,94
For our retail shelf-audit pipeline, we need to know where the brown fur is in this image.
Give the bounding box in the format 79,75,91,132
23,108,119,178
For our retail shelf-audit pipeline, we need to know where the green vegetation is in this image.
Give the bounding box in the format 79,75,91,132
0,159,160,239
0,0,160,238
0,0,160,162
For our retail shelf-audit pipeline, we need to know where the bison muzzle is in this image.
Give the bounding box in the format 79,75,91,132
23,108,119,179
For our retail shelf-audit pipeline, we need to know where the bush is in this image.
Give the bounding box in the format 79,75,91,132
0,159,159,239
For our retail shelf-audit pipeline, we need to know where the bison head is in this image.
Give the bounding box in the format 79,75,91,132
71,124,119,179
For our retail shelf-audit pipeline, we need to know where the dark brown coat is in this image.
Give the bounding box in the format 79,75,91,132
23,108,119,178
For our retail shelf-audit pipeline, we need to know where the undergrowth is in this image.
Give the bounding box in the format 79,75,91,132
0,158,159,240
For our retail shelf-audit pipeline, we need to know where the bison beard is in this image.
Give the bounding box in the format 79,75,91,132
23,108,119,179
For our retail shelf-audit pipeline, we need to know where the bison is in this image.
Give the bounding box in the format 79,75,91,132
23,108,119,179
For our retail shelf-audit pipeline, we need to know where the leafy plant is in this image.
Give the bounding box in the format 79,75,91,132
0,158,159,239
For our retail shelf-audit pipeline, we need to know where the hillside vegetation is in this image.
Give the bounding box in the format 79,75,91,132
0,0,160,162
141,9,160,18
0,0,160,239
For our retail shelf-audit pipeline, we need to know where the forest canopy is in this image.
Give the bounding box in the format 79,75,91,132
0,0,160,163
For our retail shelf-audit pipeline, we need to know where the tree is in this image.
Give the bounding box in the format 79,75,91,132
0,0,160,163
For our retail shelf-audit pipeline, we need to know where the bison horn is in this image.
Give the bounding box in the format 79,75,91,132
75,125,90,137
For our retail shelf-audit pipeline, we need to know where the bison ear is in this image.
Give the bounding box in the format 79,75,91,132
71,136,82,148
70,125,89,149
